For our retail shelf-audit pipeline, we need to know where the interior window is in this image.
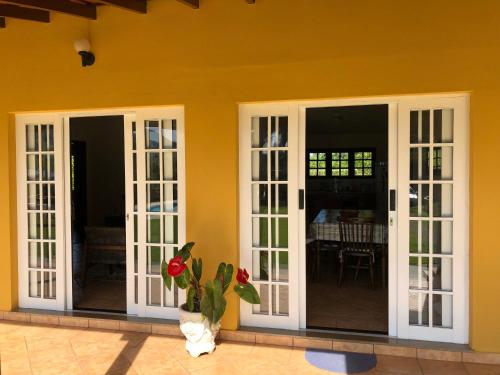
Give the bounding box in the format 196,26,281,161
331,152,349,176
354,151,373,177
308,152,326,176
307,149,375,178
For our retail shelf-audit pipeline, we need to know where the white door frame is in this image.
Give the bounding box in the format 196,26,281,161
62,108,137,311
16,106,186,318
239,92,469,343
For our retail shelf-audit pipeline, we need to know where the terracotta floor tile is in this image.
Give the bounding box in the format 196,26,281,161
418,359,468,375
211,341,253,361
464,363,500,375
0,339,28,357
71,337,128,357
249,344,293,365
239,361,294,375
25,336,70,353
0,322,29,335
288,347,313,366
30,362,82,375
179,353,230,372
69,328,123,343
288,361,337,374
28,346,78,373
188,361,243,375
133,358,188,374
367,355,423,374
0,356,32,375
77,352,133,375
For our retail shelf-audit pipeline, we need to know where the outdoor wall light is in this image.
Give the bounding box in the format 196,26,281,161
73,38,95,67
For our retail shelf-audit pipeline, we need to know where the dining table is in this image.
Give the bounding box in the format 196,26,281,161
308,209,388,285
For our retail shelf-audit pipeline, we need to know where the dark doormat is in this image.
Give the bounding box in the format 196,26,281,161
305,349,377,374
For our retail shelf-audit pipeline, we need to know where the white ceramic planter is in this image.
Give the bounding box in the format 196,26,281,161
179,305,221,358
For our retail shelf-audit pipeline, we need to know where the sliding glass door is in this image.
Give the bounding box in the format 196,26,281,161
397,96,468,343
239,103,300,329
239,95,468,344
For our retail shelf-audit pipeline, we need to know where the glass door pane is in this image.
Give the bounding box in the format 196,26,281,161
17,116,63,310
127,109,185,319
408,108,454,329
250,116,290,316
398,96,468,344
240,104,299,329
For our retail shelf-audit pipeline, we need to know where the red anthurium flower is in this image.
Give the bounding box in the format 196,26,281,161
167,255,186,277
236,268,249,285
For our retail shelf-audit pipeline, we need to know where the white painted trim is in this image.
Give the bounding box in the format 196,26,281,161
298,105,307,329
239,92,470,107
387,103,399,337
123,114,138,315
63,117,72,310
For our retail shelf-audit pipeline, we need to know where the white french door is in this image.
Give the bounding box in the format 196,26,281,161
17,107,185,319
396,96,468,344
239,103,299,329
239,95,468,344
16,114,65,310
125,107,186,319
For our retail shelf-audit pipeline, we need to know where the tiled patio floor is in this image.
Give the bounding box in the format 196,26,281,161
0,321,499,375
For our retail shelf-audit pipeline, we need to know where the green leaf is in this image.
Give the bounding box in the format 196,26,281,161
215,262,233,293
192,258,202,282
222,264,233,293
234,283,261,304
177,242,195,262
187,287,196,312
161,260,172,291
201,280,227,325
174,267,191,289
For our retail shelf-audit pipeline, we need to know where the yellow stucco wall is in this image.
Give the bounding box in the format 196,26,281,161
1,0,499,352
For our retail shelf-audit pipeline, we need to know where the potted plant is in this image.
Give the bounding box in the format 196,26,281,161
161,242,260,357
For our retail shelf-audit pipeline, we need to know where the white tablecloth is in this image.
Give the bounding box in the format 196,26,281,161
310,209,387,244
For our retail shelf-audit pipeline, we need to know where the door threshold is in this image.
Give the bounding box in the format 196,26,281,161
305,326,388,338
72,307,127,315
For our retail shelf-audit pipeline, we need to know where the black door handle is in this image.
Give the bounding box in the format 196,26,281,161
299,189,305,210
390,189,396,211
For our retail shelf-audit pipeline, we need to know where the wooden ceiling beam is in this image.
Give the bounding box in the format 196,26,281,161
177,0,199,9
2,0,96,20
0,3,49,23
98,0,147,13
0,16,5,28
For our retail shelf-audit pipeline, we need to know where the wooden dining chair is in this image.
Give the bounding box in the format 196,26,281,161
338,218,376,288
307,222,339,281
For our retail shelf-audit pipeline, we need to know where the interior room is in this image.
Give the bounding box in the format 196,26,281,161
70,115,126,313
306,105,389,333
